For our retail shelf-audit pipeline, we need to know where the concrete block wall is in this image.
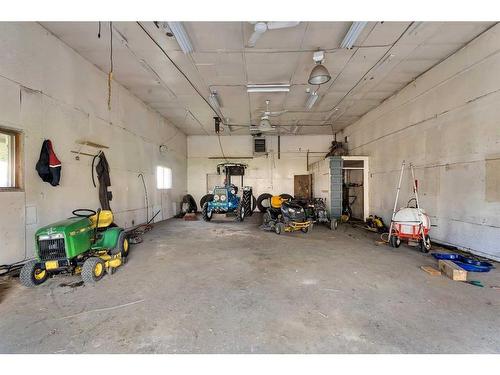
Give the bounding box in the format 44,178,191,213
187,135,333,207
340,24,500,260
0,22,187,265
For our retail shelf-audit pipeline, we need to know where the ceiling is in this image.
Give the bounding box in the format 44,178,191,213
40,21,495,136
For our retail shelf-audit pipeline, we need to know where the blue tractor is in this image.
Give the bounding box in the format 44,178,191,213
201,163,253,222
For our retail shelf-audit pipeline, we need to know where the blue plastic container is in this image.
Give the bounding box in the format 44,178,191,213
431,253,494,272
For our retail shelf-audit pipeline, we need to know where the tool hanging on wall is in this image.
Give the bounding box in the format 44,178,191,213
108,21,113,110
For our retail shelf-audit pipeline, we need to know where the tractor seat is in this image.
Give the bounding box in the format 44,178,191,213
89,210,114,228
271,196,284,208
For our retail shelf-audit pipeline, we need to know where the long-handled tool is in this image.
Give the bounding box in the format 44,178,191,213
388,161,406,244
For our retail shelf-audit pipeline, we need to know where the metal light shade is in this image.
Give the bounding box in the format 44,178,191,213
308,63,331,85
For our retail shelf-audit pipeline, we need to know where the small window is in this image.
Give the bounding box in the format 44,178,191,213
0,128,22,190
156,166,172,189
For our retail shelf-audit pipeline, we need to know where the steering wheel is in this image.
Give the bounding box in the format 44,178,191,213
72,209,97,218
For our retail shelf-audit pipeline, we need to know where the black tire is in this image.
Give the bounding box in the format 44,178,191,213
330,220,338,230
110,230,126,255
257,193,273,212
20,260,48,287
235,200,245,222
202,202,212,222
200,194,214,209
301,223,313,233
390,235,401,248
115,230,130,258
420,235,431,253
262,210,272,225
275,223,284,235
182,194,198,213
242,190,253,217
81,257,106,284
279,194,293,201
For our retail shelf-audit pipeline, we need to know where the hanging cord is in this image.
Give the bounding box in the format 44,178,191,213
216,131,228,162
138,173,149,223
98,21,101,38
108,21,113,110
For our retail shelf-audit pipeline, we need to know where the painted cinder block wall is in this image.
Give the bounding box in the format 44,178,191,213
0,22,187,265
187,135,334,207
340,23,500,260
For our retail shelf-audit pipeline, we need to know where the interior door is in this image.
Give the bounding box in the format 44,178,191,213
294,174,312,199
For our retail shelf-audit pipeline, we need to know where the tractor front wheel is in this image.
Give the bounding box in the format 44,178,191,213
20,260,48,287
202,202,212,222
82,257,106,284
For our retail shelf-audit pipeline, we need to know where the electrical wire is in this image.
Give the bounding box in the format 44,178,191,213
217,132,228,162
108,21,113,110
136,22,223,121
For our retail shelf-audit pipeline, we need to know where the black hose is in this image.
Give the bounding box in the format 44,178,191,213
138,173,149,222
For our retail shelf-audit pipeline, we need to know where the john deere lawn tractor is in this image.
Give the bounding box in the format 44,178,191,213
201,163,254,222
20,209,129,287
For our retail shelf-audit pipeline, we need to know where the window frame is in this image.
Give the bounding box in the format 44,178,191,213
0,127,23,192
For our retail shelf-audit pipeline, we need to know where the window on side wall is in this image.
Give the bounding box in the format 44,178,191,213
156,166,172,189
0,128,22,190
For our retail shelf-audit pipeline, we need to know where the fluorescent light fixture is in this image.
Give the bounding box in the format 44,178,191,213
341,21,368,49
167,22,193,54
208,91,222,110
247,84,290,93
305,91,319,110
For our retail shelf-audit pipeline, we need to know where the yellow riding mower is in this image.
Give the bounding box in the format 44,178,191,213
260,196,313,235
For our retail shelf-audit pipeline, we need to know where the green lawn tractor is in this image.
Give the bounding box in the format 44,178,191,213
20,209,129,287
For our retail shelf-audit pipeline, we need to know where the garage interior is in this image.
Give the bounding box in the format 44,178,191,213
1,20,500,354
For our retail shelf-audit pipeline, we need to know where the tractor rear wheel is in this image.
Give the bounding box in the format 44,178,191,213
257,193,273,212
235,200,245,222
202,202,212,222
116,230,130,258
200,194,214,209
82,257,106,284
20,260,48,287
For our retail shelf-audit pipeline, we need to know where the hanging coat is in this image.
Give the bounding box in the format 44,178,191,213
92,152,112,210
35,140,61,186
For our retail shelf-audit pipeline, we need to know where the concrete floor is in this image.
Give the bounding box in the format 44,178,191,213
1,214,499,353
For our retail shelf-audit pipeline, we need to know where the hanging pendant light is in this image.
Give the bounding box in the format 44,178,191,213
308,64,331,85
308,50,331,85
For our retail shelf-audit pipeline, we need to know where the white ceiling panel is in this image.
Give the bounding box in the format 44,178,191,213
361,22,411,46
184,22,243,51
40,21,496,135
301,22,352,49
245,52,300,83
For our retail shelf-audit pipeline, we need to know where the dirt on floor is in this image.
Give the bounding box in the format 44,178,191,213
0,213,499,354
